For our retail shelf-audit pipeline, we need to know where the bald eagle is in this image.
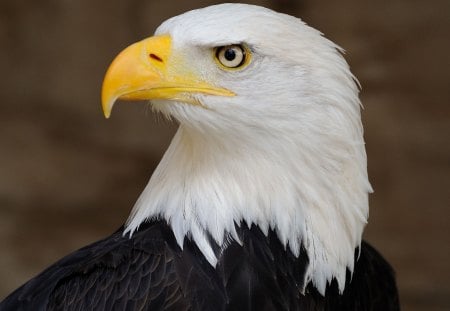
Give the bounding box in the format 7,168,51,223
1,4,399,311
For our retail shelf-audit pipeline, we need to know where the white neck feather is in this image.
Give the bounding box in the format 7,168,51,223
125,106,372,294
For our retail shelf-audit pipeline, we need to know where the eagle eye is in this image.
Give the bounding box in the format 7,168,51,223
215,44,250,69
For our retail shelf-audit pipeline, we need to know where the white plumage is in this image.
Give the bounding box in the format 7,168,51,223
124,4,372,294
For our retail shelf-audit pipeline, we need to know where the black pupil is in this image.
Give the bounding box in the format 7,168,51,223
224,48,236,61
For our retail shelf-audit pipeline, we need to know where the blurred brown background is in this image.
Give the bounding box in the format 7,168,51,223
0,0,449,310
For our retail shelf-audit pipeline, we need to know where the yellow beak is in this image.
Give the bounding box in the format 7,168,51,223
101,35,234,118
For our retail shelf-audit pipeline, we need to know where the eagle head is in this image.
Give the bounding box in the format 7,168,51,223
101,3,372,294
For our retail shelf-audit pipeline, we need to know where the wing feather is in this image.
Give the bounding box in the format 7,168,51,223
0,223,195,310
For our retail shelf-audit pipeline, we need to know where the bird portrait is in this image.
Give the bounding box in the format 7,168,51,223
0,4,400,310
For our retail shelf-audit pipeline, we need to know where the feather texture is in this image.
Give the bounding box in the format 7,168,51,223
0,220,399,310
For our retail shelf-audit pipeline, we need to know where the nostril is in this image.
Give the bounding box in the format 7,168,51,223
149,53,163,62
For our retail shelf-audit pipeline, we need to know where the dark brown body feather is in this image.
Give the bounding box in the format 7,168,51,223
0,220,399,310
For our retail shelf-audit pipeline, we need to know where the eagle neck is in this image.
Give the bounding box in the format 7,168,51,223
125,121,370,295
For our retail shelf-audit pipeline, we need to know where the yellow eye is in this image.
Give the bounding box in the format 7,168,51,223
215,45,249,69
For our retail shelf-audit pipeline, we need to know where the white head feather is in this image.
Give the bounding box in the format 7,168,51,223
124,4,372,295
